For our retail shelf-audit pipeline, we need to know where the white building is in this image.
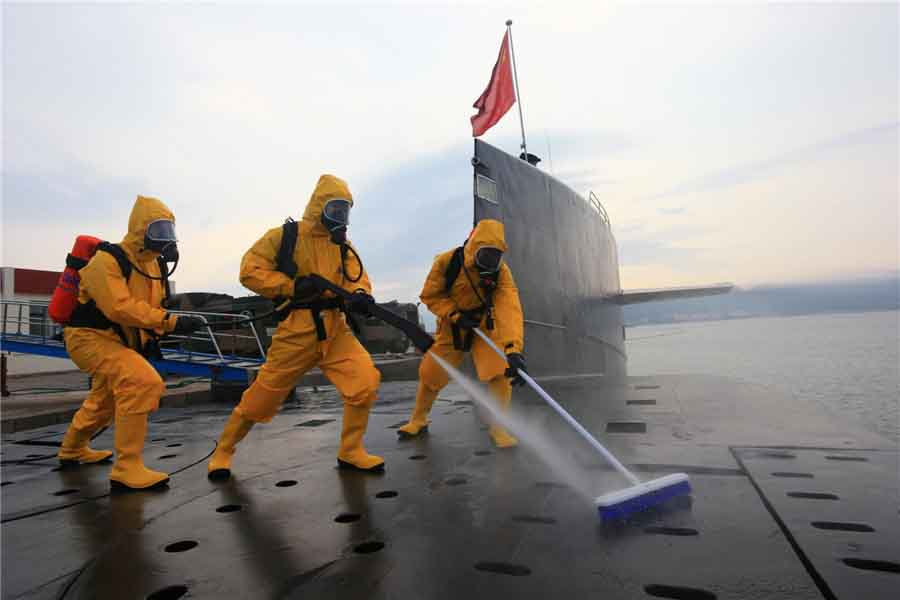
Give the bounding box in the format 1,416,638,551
1,266,72,375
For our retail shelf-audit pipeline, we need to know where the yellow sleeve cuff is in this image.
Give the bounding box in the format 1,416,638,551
163,313,178,333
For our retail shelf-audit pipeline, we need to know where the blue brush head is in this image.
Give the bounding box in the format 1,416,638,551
598,479,692,522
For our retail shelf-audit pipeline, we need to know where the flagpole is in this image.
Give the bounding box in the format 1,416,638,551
506,19,528,159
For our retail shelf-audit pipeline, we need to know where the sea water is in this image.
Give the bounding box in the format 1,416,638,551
627,310,900,442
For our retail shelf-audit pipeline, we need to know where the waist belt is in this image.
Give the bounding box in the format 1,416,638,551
292,296,345,341
68,300,155,357
450,308,486,352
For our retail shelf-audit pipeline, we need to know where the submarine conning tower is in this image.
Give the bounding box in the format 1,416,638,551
472,139,626,378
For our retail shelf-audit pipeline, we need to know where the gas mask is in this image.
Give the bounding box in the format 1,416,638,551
321,198,351,245
475,247,503,275
144,219,179,262
475,246,503,290
144,218,179,277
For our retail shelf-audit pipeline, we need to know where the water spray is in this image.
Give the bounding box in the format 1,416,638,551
471,328,692,522
429,352,597,503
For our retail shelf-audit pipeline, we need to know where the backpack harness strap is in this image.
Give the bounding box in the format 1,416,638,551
443,245,500,350
67,243,140,352
273,219,356,340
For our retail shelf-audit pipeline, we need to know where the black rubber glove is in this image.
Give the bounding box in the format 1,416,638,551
293,276,321,301
173,316,205,335
451,311,481,329
505,352,527,386
347,290,375,315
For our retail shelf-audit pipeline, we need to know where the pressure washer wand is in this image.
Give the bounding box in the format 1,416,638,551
472,327,691,522
472,327,639,484
308,275,435,353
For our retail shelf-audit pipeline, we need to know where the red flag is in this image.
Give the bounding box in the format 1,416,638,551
470,31,516,137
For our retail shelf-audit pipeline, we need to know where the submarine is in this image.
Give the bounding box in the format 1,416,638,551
1,140,897,600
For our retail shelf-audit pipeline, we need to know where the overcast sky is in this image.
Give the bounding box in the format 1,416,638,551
3,2,897,303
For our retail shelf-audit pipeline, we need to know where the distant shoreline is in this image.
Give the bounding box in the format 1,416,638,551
626,306,899,328
624,275,899,328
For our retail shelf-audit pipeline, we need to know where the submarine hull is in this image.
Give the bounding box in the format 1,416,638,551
473,140,626,378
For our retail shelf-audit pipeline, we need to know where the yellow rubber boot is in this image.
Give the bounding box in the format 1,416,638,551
109,413,170,491
208,410,255,481
487,378,518,449
337,404,385,472
58,422,113,466
397,384,439,439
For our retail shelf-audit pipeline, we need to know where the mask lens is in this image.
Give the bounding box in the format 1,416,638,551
476,247,503,272
146,219,177,242
323,199,351,228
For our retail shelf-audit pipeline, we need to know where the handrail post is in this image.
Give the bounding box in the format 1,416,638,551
1,353,10,397
248,321,267,359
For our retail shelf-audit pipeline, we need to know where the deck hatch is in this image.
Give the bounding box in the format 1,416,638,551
606,421,647,433
841,558,900,573
146,585,188,600
296,419,335,427
353,541,384,554
825,455,868,462
786,492,839,500
474,562,531,576
811,521,875,532
644,584,717,599
643,526,699,536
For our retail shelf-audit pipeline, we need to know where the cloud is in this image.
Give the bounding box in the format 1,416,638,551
2,3,896,295
3,162,149,225
618,238,700,266
647,122,899,201
344,128,635,301
351,142,474,301
616,222,715,268
657,206,687,216
541,130,633,159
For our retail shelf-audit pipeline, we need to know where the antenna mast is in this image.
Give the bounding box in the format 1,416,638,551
506,19,528,159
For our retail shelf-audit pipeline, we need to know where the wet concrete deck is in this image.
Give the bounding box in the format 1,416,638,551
1,371,210,434
1,375,897,599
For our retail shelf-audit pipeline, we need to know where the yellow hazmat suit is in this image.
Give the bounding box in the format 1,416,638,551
59,196,179,490
399,219,524,447
208,174,383,479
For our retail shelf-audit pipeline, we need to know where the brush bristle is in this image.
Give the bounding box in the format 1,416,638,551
597,479,692,522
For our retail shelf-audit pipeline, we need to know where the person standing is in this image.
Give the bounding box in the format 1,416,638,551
58,195,203,490
207,175,384,480
398,219,527,448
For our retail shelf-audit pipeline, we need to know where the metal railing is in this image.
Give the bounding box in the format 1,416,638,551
164,309,267,363
0,299,266,369
588,191,610,226
1,299,62,342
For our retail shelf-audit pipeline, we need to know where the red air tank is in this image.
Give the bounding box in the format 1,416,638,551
49,235,102,325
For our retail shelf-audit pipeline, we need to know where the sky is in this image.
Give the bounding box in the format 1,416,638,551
2,2,898,305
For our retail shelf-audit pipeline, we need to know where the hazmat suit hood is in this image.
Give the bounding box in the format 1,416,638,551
301,175,354,238
121,195,176,258
464,219,508,269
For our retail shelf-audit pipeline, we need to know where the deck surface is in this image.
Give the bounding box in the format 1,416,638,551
2,375,897,599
